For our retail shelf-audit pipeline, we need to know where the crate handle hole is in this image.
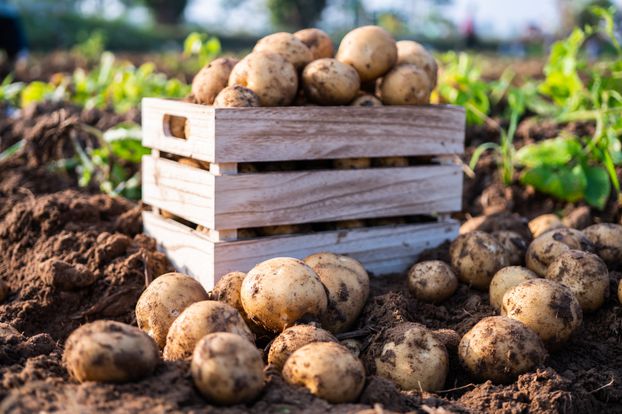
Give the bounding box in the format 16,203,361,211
163,114,188,140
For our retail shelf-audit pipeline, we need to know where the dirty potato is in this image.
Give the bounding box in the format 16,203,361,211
254,32,313,70
350,92,383,106
407,260,458,304
213,85,260,107
395,40,438,87
583,223,622,266
191,57,238,105
492,230,528,266
294,28,334,60
525,227,594,276
268,324,337,370
333,158,371,169
489,266,537,311
302,58,360,105
528,214,564,238
377,64,432,105
336,26,397,82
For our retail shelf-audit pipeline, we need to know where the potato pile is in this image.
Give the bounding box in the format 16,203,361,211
190,26,437,108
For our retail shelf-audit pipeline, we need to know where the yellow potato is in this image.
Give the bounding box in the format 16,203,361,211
489,266,537,311
294,28,334,60
407,260,458,304
213,85,260,107
396,40,438,87
268,324,337,370
336,26,397,82
378,64,432,105
492,230,528,266
191,57,238,105
525,227,594,276
583,223,622,266
302,58,360,105
254,32,313,70
528,214,564,238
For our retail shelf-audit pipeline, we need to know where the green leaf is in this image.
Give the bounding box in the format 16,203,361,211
521,165,586,202
584,165,611,209
109,139,150,163
20,81,55,108
515,137,583,167
469,142,499,170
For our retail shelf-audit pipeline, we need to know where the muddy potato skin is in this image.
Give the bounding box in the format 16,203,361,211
302,58,360,105
489,266,537,311
191,57,238,105
229,51,298,106
164,300,254,360
528,214,564,238
191,332,265,405
240,258,328,332
492,230,528,266
378,64,432,105
501,279,583,349
525,227,594,276
304,252,368,282
350,93,383,106
583,223,622,266
395,40,438,87
135,272,209,349
283,342,365,403
268,324,337,370
450,231,511,290
459,316,547,383
294,28,334,60
336,25,397,82
63,320,159,383
254,32,313,70
545,250,609,312
213,85,260,107
407,260,458,303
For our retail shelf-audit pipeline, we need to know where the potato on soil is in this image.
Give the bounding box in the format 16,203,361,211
492,230,528,266
213,85,260,108
229,51,298,106
528,214,564,238
268,324,337,370
63,320,159,383
489,266,537,311
135,272,209,349
191,57,238,105
407,260,458,304
191,332,265,405
211,271,266,334
341,338,363,357
431,329,461,353
396,40,438,87
304,252,368,282
449,231,511,290
350,92,382,106
302,58,360,105
294,28,334,60
253,32,313,70
459,316,547,383
240,257,328,332
164,300,254,360
336,25,397,82
525,227,594,276
501,279,583,349
583,223,622,266
283,342,365,403
545,250,609,312
333,157,371,169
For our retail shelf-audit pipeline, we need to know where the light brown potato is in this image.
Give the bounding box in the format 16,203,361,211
268,324,337,370
545,250,609,312
501,279,583,349
178,157,210,170
492,230,528,266
0,279,9,303
191,332,265,405
168,115,187,139
135,272,209,349
191,57,238,105
304,252,370,332
350,92,382,107
283,342,365,403
373,323,448,391
333,158,371,169
302,58,360,105
489,266,537,311
583,223,622,266
240,258,328,332
336,26,397,82
459,316,547,383
528,214,564,238
395,40,438,87
294,28,334,60
253,32,313,70
213,85,260,108
373,156,408,167
229,51,298,106
450,231,511,290
525,227,594,276
407,260,458,304
163,300,254,360
378,64,432,105
63,320,159,383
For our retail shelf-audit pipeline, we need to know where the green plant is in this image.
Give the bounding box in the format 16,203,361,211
183,32,222,69
72,30,107,62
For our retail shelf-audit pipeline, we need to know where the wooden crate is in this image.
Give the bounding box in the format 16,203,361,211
141,98,465,289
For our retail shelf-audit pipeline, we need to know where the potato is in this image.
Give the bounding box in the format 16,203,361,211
341,339,363,357
333,158,371,169
191,57,238,105
407,260,458,304
0,279,9,303
168,115,187,139
213,85,260,108
63,320,159,383
302,58,360,105
372,323,448,391
259,224,308,236
336,26,397,82
545,250,609,312
501,279,582,349
135,272,209,349
395,40,438,87
283,342,365,403
528,214,564,238
163,300,254,360
449,231,511,290
378,64,432,105
525,227,594,276
489,266,537,311
240,258,328,332
229,51,298,106
294,28,334,60
350,92,382,107
178,157,210,170
268,324,337,370
459,316,547,383
492,230,528,266
303,253,370,333
191,332,264,405
254,32,313,70
583,223,622,266
335,219,366,229
373,156,409,167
